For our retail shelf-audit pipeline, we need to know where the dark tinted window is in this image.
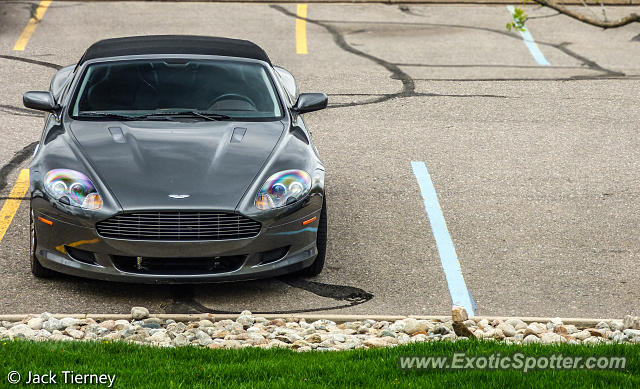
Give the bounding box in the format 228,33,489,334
71,59,282,120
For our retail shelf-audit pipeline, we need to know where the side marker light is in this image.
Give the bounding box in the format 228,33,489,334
302,216,317,226
37,216,53,226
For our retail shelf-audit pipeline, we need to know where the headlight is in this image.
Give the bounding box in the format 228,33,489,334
255,169,311,210
44,169,103,210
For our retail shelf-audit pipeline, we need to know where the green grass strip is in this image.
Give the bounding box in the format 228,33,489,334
0,339,639,388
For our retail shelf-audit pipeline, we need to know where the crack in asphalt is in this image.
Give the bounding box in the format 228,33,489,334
553,42,624,77
0,142,37,194
270,5,507,109
398,5,425,18
164,278,374,314
281,277,374,304
0,104,42,118
526,12,562,21
0,55,63,70
23,1,39,20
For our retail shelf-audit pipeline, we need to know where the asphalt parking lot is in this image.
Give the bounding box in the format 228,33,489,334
0,1,639,318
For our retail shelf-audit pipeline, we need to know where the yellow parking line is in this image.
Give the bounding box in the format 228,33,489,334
296,4,308,55
13,0,52,51
0,169,30,243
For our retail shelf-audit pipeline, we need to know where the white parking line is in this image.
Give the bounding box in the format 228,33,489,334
506,6,551,66
411,161,476,316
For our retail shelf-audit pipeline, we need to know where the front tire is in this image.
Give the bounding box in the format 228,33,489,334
298,196,327,277
30,208,55,278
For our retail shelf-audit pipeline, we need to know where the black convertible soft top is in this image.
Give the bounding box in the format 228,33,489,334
78,35,272,65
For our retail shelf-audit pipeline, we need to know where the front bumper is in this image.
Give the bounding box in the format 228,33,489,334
31,195,322,284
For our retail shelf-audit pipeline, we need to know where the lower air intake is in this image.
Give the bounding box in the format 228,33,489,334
111,255,245,275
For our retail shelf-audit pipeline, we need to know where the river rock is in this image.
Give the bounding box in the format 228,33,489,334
131,307,150,320
9,324,34,339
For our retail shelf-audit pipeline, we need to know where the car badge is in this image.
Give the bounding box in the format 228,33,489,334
168,194,190,199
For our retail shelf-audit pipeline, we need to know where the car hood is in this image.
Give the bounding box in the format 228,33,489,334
69,120,284,211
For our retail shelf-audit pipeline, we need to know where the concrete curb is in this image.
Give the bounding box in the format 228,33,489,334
48,0,640,5
0,313,615,328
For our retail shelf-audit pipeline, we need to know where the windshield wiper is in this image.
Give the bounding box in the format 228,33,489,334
142,110,233,121
76,112,147,121
76,110,233,122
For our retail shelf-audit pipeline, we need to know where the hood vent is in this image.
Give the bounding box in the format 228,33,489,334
108,127,125,143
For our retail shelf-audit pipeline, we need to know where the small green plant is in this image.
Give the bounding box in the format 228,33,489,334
507,6,528,32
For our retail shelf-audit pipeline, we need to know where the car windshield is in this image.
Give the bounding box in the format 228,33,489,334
70,59,283,121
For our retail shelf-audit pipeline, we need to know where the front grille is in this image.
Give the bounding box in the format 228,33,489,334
96,211,262,241
111,255,245,275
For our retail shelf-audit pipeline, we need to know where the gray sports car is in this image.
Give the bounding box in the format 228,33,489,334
23,35,328,283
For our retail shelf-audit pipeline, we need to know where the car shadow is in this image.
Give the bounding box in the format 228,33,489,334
44,272,374,314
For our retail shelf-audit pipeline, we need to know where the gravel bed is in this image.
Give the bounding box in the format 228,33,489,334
1,307,639,351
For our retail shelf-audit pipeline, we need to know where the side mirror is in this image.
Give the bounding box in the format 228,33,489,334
23,91,59,112
292,93,328,115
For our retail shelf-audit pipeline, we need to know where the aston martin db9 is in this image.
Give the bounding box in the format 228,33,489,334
23,35,328,283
